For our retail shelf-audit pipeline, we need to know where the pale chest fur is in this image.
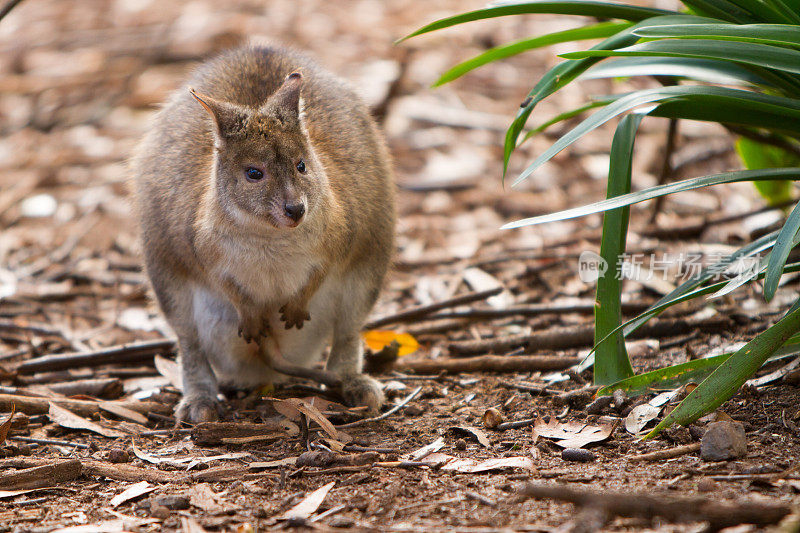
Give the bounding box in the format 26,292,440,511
208,231,320,305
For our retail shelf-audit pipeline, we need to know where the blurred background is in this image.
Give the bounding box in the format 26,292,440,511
0,0,759,353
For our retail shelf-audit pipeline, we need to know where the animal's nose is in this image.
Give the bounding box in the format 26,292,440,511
284,202,305,222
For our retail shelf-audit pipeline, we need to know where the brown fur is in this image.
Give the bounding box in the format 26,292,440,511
131,45,395,422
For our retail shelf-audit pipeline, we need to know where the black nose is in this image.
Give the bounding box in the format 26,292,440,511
284,202,305,222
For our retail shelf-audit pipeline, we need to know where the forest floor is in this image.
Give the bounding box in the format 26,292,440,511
2,0,800,531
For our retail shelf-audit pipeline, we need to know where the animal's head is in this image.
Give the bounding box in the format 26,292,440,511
190,71,325,230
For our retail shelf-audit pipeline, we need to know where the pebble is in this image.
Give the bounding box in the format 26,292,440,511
482,408,504,429
454,438,467,451
107,448,130,463
561,448,596,462
701,421,747,461
151,495,190,510
404,405,424,417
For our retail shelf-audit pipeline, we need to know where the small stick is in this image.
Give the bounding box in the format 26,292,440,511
15,339,176,375
518,483,790,530
0,393,173,417
496,418,538,431
0,460,82,490
498,379,556,395
394,355,579,375
423,301,651,322
8,436,90,450
448,316,732,356
628,443,701,463
337,386,422,428
83,460,184,483
364,288,503,329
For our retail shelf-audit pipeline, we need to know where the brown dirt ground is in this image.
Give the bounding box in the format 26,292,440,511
2,0,800,531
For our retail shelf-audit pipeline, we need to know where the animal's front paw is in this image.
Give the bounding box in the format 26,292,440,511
238,312,271,344
279,301,311,330
340,374,385,415
175,394,224,424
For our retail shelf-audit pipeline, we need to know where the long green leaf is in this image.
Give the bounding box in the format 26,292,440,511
398,1,675,42
634,23,800,47
434,22,630,86
503,168,800,229
646,297,800,437
561,39,800,76
501,14,713,176
598,353,730,396
765,201,800,301
581,57,767,86
597,338,800,397
510,86,800,187
594,114,642,385
680,0,758,23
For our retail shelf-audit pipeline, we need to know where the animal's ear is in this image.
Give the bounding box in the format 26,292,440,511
189,88,247,141
263,71,303,125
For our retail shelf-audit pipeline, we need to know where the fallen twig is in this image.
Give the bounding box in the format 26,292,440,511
628,443,701,463
519,483,790,530
423,301,651,322
8,436,90,449
0,393,173,417
365,288,503,329
395,355,580,375
337,386,422,429
15,339,175,374
0,459,82,490
449,316,732,356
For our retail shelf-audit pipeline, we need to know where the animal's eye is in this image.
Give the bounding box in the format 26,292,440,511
245,167,264,182
296,160,306,173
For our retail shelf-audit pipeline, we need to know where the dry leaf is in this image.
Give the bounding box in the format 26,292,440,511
48,403,126,438
450,426,490,447
0,404,16,445
625,404,662,435
189,483,223,515
404,436,445,461
361,330,419,356
271,398,349,442
462,267,512,309
154,355,183,391
249,457,299,469
109,481,154,508
278,481,335,520
533,417,614,449
98,402,148,424
421,452,534,472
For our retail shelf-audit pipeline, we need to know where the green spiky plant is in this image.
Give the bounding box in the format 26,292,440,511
403,0,800,437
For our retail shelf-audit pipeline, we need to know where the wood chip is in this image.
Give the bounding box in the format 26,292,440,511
48,403,126,438
189,483,224,515
110,480,155,508
278,481,335,520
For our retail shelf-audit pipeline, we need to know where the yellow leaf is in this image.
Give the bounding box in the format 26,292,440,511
362,330,419,356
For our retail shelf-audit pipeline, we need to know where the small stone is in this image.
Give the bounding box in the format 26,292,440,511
701,421,747,461
561,448,596,462
152,495,190,510
585,396,613,415
107,449,130,463
150,503,170,519
404,405,424,417
454,438,467,451
482,408,504,429
328,516,355,528
697,477,716,492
